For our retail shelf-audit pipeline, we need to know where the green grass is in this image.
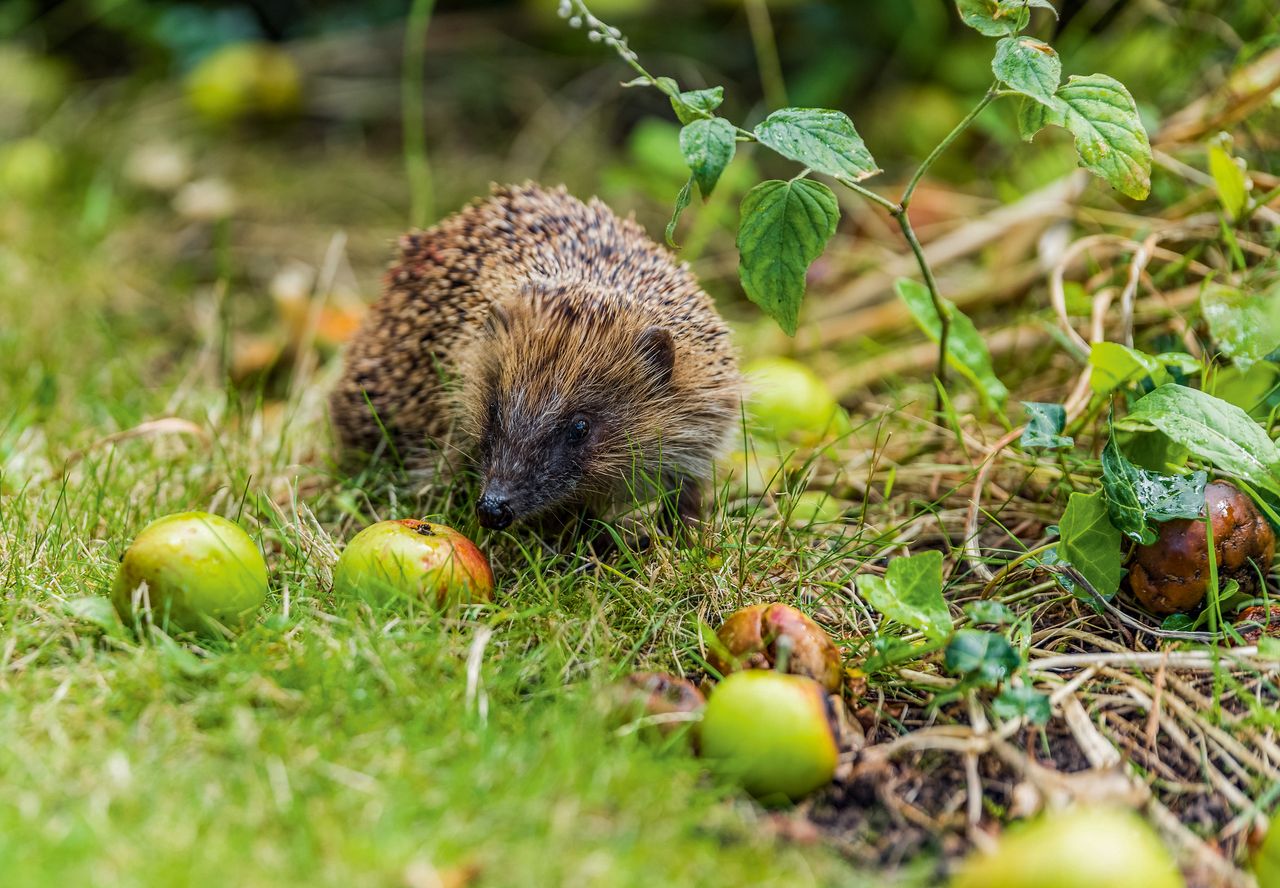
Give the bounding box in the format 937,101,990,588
0,132,895,887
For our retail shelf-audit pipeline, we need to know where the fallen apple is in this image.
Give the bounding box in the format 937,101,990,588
698,670,839,802
950,806,1184,888
112,511,268,634
333,519,494,607
745,357,848,441
709,602,843,693
186,43,302,123
1255,809,1280,888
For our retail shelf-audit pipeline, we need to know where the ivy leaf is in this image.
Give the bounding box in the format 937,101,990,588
665,175,693,249
736,179,839,336
858,550,953,642
1019,401,1072,451
1018,74,1152,200
1201,282,1280,371
1058,489,1125,600
753,108,880,182
993,685,1051,725
671,86,725,125
896,278,1009,411
679,117,736,199
964,600,1016,627
992,36,1061,106
955,0,1031,36
1101,434,1207,545
945,630,1022,686
1119,384,1280,494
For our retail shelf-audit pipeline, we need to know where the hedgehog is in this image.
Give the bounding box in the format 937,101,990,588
330,183,742,534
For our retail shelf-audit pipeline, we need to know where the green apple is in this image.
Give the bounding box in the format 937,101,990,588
1255,809,1280,888
333,519,494,607
746,357,848,441
699,670,838,802
112,512,269,634
951,807,1184,888
186,43,302,123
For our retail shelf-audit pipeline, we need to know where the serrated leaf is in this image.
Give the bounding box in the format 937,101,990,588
1018,74,1151,200
1118,384,1280,494
896,278,1008,410
1207,136,1248,220
679,117,736,198
858,550,953,642
1101,434,1207,545
993,685,1051,724
993,37,1061,106
945,630,1022,686
1019,401,1072,450
753,108,880,182
955,0,1031,35
736,179,839,336
671,86,725,125
665,175,693,249
1058,489,1125,600
1201,282,1280,371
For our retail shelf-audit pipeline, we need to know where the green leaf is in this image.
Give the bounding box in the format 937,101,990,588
858,550,953,642
1018,74,1151,200
1019,401,1072,450
1088,341,1169,394
753,108,880,182
665,175,693,249
992,36,1061,106
671,86,725,125
945,630,1022,686
1119,384,1280,494
1101,434,1207,545
1058,489,1125,600
955,0,1031,36
993,685,1051,724
964,600,1016,626
1201,282,1280,371
736,179,839,336
896,278,1009,410
1207,135,1248,220
65,595,122,631
679,117,736,199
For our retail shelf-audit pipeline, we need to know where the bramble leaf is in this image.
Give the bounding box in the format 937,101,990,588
671,86,724,125
736,179,839,336
1119,384,1280,493
665,175,693,248
1019,401,1072,451
955,0,1031,36
1058,489,1125,600
993,36,1060,106
679,117,736,199
753,108,880,182
858,550,952,642
1019,74,1151,200
896,278,1008,410
1201,282,1280,371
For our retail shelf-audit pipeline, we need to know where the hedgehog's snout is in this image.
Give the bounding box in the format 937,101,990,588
476,487,515,530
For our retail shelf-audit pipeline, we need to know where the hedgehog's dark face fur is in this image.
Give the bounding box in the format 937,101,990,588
456,284,682,529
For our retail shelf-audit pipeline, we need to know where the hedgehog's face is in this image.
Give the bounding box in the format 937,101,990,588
461,297,677,530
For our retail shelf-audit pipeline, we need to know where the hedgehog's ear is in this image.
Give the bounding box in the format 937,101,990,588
635,326,675,386
483,302,511,338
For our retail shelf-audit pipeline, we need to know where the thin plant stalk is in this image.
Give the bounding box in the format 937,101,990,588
403,0,437,228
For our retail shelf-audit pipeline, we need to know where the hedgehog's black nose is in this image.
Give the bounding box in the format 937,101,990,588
476,492,514,530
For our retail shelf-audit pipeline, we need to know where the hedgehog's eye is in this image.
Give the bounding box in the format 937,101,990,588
565,416,590,446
